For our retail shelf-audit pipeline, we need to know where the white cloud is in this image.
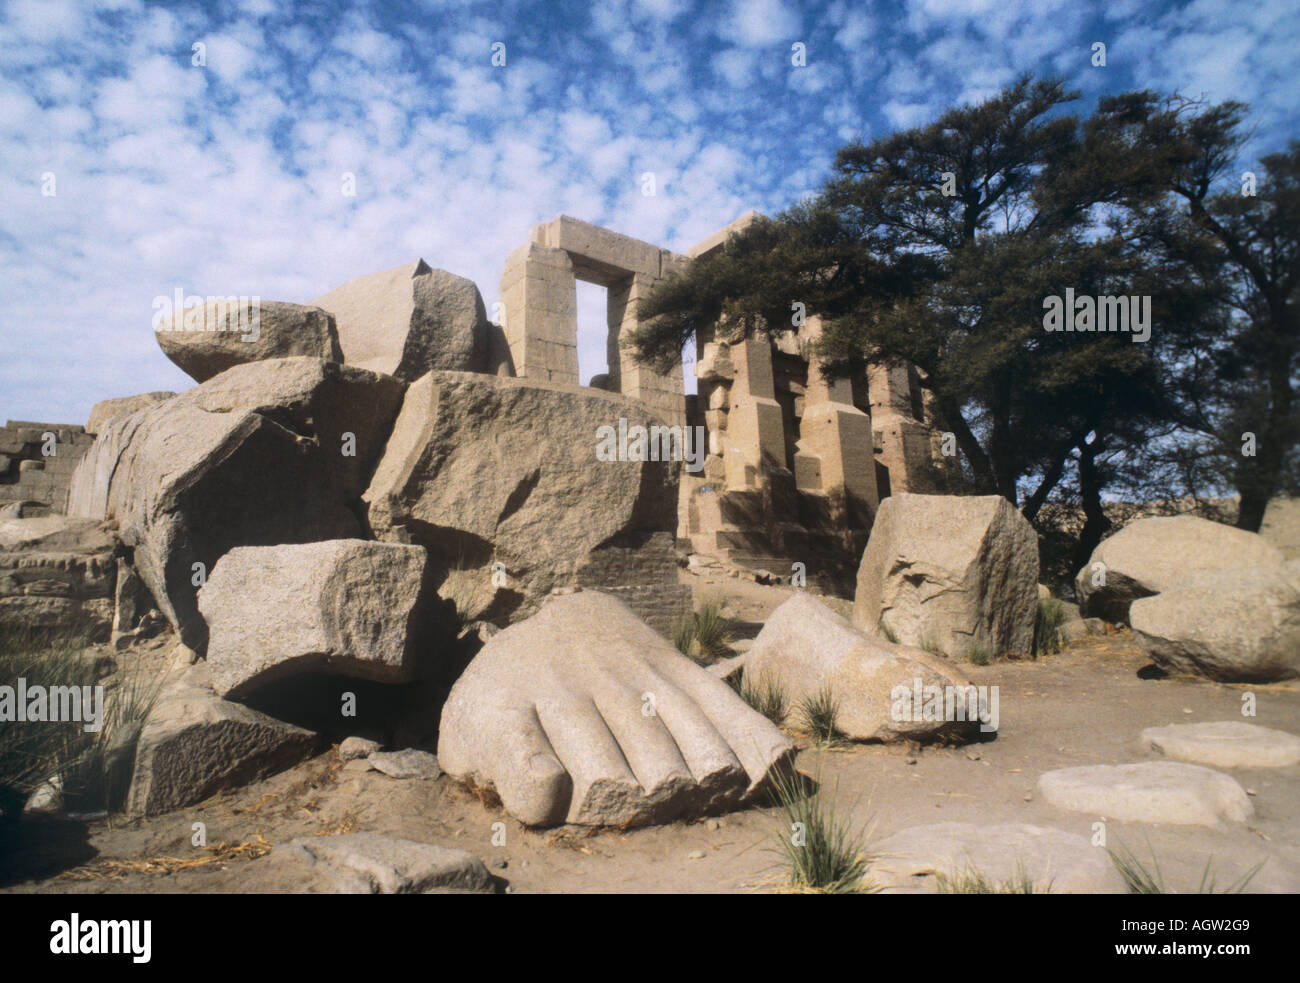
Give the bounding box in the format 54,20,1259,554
723,0,802,47
0,0,1294,426
713,47,757,87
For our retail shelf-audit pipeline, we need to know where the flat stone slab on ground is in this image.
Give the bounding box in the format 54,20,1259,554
871,822,1126,894
1140,721,1300,769
282,832,492,893
1037,761,1253,827
365,749,442,779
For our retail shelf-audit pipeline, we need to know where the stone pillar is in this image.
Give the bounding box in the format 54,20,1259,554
796,318,878,518
868,362,934,494
499,242,579,384
724,338,785,488
608,273,686,425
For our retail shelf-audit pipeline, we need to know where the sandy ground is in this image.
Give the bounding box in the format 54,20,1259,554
3,573,1298,895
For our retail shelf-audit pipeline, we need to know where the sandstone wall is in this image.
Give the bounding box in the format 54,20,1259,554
0,421,95,515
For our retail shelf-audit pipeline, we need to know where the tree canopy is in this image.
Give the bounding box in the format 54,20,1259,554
631,75,1298,561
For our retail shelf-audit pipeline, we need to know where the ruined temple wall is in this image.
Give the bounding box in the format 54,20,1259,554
498,211,944,588
0,422,95,515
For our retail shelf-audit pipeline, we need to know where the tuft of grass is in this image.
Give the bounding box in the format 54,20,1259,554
918,626,942,656
440,556,498,625
691,597,732,661
1034,596,1066,657
674,597,733,663
1,626,96,815
739,674,786,725
879,622,899,644
672,616,696,656
796,685,845,746
935,862,1048,893
768,760,877,894
1108,836,1264,894
0,626,163,817
966,641,993,666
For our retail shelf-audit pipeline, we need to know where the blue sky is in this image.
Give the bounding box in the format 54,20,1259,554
1,0,1297,423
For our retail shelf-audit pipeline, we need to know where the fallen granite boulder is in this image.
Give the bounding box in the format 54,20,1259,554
438,591,796,828
311,260,490,380
67,358,405,651
363,371,688,632
198,540,436,699
851,493,1038,659
744,593,987,742
1129,562,1300,682
155,299,343,383
86,392,175,435
127,663,320,816
1075,515,1283,624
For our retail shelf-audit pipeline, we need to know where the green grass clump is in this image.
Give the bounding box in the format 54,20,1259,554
796,686,845,746
935,862,1047,893
966,641,993,666
1108,837,1264,894
674,597,733,663
0,626,161,817
739,674,786,725
672,616,696,656
1034,596,1066,657
691,597,732,661
769,762,876,894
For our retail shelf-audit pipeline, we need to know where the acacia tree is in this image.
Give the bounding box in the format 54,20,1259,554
1100,92,1300,530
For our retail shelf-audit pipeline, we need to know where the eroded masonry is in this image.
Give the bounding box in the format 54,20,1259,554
499,212,948,588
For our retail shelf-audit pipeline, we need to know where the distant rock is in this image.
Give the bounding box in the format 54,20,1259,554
852,493,1038,659
1129,562,1300,682
0,515,116,640
1075,515,1283,624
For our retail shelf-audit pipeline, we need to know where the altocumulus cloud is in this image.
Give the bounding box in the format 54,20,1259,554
0,0,1295,422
